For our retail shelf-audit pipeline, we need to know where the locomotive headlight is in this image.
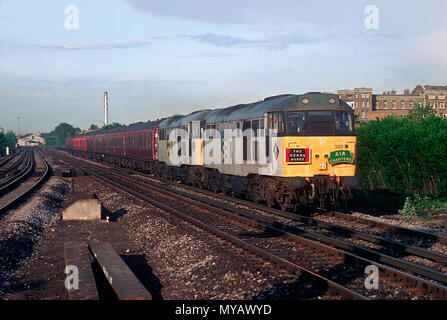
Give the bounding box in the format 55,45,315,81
329,97,336,104
302,97,309,105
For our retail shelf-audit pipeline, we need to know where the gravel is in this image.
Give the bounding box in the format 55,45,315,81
0,177,71,296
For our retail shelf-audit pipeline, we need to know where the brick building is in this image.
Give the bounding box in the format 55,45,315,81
338,88,373,121
338,85,447,121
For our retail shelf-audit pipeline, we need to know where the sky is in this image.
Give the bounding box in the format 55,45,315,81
0,0,446,134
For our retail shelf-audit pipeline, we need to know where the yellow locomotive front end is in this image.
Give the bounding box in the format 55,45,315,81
259,97,359,210
282,136,356,178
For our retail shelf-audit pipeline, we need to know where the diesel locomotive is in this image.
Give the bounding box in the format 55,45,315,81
66,92,360,210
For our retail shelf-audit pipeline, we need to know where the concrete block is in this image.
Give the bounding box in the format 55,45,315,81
62,192,102,220
54,167,74,177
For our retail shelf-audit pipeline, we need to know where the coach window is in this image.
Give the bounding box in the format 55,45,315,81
268,113,273,130
252,120,259,161
272,112,284,133
273,113,279,131
192,122,201,139
236,122,241,138
243,120,251,161
252,119,260,137
278,112,284,133
259,119,264,137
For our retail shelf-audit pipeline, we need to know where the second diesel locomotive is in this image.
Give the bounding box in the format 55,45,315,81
66,92,360,210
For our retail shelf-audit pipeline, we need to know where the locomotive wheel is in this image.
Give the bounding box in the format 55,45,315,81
212,180,221,193
209,173,221,193
253,193,263,204
277,184,295,212
252,184,263,203
280,198,294,212
265,192,275,208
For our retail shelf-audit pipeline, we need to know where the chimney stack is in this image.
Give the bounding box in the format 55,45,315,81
104,91,108,126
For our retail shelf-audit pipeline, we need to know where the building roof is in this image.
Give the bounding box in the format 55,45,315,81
18,134,45,141
18,133,38,139
423,85,447,91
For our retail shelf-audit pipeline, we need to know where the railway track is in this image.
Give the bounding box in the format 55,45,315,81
117,169,447,280
0,151,25,178
0,150,33,195
0,152,21,169
160,180,447,284
48,149,447,299
0,149,50,217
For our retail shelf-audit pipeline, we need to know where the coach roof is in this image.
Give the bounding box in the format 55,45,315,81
125,120,159,132
159,109,212,129
204,93,351,124
69,120,161,139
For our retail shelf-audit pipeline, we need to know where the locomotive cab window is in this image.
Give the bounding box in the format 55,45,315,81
284,110,354,136
334,111,353,133
286,111,306,134
307,111,333,135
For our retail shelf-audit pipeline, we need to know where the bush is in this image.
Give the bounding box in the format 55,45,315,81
356,112,447,198
398,194,441,218
0,131,18,156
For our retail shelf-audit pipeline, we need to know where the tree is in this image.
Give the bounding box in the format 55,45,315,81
102,122,124,130
0,130,18,156
54,122,77,139
408,104,437,120
45,122,78,148
0,134,7,156
89,124,99,130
